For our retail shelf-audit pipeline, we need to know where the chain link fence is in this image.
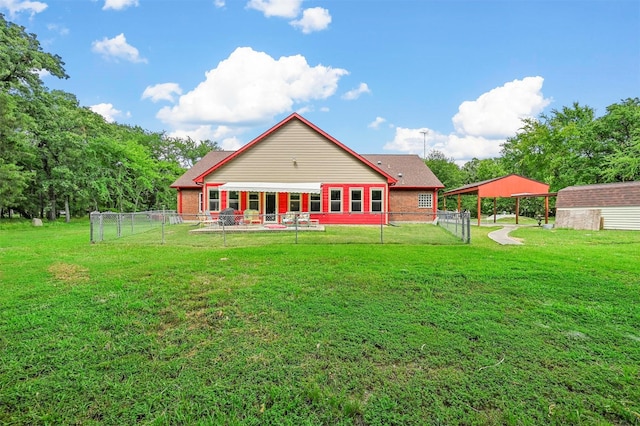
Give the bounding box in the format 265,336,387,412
436,210,471,243
89,210,181,244
90,210,470,245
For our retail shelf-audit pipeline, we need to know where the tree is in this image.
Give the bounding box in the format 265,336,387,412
0,14,68,94
596,98,640,182
424,150,464,210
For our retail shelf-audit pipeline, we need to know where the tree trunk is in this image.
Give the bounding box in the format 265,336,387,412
48,185,57,221
64,197,70,223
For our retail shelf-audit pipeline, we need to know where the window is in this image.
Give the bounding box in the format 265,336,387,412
208,188,220,211
248,192,259,210
198,192,203,212
418,193,433,208
289,193,301,212
309,193,321,212
371,189,383,212
330,189,342,212
228,191,239,210
350,189,362,212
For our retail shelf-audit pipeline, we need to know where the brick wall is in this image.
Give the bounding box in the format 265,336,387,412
389,190,436,222
179,189,201,217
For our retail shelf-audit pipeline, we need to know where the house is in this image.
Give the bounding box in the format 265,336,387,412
555,181,640,230
171,113,443,225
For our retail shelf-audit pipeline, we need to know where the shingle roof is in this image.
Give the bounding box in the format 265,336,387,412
170,151,234,188
171,151,443,190
363,154,444,189
556,181,640,208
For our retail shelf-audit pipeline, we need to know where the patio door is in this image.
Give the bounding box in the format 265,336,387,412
264,192,277,223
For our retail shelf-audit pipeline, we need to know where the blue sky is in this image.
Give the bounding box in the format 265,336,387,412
3,0,639,164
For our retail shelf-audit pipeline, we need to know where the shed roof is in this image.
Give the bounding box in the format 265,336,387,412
443,174,549,198
556,181,640,208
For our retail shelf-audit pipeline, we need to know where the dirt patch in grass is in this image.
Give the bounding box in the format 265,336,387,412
48,262,89,285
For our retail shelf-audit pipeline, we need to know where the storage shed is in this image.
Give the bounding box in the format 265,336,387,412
555,181,640,230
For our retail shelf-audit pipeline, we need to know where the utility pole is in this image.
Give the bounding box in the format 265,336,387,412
420,130,429,160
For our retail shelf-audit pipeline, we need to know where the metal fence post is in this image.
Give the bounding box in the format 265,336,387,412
161,210,165,245
99,213,104,242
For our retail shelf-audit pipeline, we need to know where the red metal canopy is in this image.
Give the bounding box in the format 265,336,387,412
443,174,552,226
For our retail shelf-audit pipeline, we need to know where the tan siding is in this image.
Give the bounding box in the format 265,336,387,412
204,120,385,184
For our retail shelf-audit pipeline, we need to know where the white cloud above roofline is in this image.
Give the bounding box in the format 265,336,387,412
383,76,552,164
91,33,148,64
156,47,348,128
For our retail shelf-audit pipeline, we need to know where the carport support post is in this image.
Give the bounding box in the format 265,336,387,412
544,196,549,224
457,195,461,212
515,197,520,225
493,198,497,223
477,196,481,227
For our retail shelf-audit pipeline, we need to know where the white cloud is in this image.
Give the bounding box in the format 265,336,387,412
156,46,348,127
384,76,551,163
168,125,243,150
47,23,69,36
342,82,371,100
91,33,147,63
368,116,386,129
214,0,225,7
142,83,183,103
290,7,331,33
452,76,551,138
246,0,302,18
34,69,51,78
0,0,47,16
103,0,138,11
90,103,126,123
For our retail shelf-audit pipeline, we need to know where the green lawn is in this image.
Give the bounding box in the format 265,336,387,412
1,220,639,425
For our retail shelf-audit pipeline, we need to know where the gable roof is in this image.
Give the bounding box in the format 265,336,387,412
443,174,549,197
191,113,397,185
363,154,444,189
170,150,233,188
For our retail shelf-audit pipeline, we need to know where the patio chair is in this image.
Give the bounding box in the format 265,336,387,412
282,211,296,226
297,212,310,226
243,209,261,225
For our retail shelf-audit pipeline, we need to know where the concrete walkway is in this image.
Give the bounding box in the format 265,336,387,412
487,225,523,245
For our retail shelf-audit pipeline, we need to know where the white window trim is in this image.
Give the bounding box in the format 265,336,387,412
289,193,301,212
248,192,260,211
418,193,433,209
370,188,384,212
329,188,342,213
208,188,220,212
309,192,322,213
227,191,240,210
350,188,364,213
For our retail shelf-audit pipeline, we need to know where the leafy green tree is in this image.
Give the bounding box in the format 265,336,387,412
596,98,640,182
0,14,68,94
424,149,464,210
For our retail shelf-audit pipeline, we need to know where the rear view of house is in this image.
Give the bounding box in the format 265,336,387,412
171,113,443,225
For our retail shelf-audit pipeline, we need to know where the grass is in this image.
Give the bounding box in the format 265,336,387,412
1,219,639,425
